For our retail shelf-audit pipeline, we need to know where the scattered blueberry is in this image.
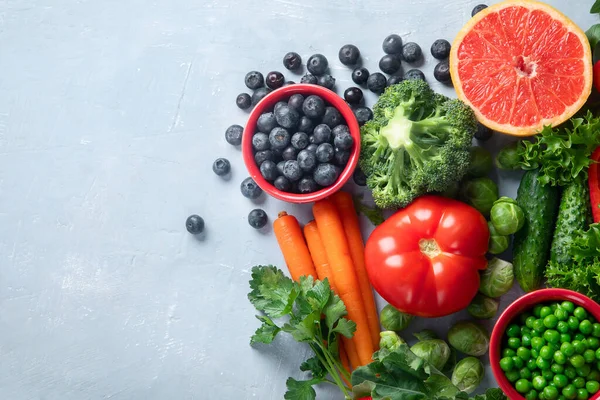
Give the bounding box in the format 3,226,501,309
333,127,353,150
334,149,350,166
298,177,319,193
387,75,403,86
351,67,370,85
382,34,403,55
274,101,287,113
240,177,263,199
260,160,278,181
472,4,488,16
353,107,373,126
431,39,451,60
317,74,336,90
313,163,339,186
254,150,275,165
269,127,291,150
353,167,367,186
288,94,304,112
307,54,328,76
298,116,314,133
300,74,318,84
212,158,231,176
475,122,493,141
251,87,270,105
283,52,302,71
379,54,401,74
434,60,451,83
245,71,264,90
313,124,332,144
316,143,334,163
302,95,326,119
257,112,277,133
283,160,302,181
305,143,318,154
344,87,363,105
338,44,361,66
266,71,285,89
322,107,343,128
404,69,426,81
297,149,317,172
225,124,244,146
402,42,422,63
277,161,286,175
274,175,291,191
236,93,252,110
367,72,387,94
291,132,309,150
274,105,300,129
186,215,205,234
248,209,268,229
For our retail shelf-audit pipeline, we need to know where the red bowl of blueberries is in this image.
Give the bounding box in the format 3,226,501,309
241,84,361,203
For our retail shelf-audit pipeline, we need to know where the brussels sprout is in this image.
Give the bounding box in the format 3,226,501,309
460,177,499,216
479,257,514,298
467,293,499,319
410,339,451,370
380,304,414,332
451,357,485,394
495,142,522,170
413,329,438,341
380,330,405,351
447,321,490,356
488,221,509,254
467,147,493,178
490,196,525,235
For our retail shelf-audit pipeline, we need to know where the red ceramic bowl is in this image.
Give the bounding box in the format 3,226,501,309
490,289,600,400
242,84,361,203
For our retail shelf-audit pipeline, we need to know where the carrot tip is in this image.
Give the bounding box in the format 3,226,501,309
277,211,288,218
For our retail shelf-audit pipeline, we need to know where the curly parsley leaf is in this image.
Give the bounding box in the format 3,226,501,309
572,223,600,262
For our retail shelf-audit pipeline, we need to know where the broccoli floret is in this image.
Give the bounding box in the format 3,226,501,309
359,79,477,209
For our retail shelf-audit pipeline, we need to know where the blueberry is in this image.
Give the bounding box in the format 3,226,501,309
274,175,291,191
266,71,285,90
260,160,278,181
475,122,493,141
387,75,404,86
225,124,244,146
300,74,318,84
275,105,300,129
240,177,263,199
248,209,268,229
339,44,361,66
367,72,387,94
269,127,291,150
431,39,451,60
186,215,205,234
254,150,275,165
212,157,231,176
252,132,270,151
344,87,363,105
291,132,309,150
313,163,339,186
353,107,373,126
379,54,401,74
334,149,350,166
298,177,319,193
245,71,264,90
257,112,277,133
302,95,326,119
283,160,302,181
317,74,336,90
274,101,287,113
251,87,271,105
307,54,328,76
236,93,252,110
322,107,343,128
297,149,317,172
316,143,334,163
352,70,370,88
434,60,451,83
298,116,314,133
332,124,350,136
404,69,426,81
472,4,488,16
353,167,367,186
288,94,304,112
333,127,353,150
283,52,302,71
277,161,286,175
402,42,422,63
305,143,318,154
383,34,403,54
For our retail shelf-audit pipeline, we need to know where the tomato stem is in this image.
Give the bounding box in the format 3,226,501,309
418,238,440,258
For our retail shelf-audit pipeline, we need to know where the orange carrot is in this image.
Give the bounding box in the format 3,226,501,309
273,211,317,282
313,199,374,366
331,191,381,350
339,342,351,386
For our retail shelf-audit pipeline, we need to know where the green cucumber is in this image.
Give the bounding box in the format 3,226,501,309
513,170,560,292
550,176,592,264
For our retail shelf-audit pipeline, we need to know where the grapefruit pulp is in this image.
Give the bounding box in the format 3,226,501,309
450,0,592,136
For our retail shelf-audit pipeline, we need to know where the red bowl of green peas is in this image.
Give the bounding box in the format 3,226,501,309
490,289,600,400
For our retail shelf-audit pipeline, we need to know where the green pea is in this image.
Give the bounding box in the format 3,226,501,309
566,366,577,379
586,337,600,350
542,346,555,360
500,356,515,371
551,303,560,312
580,320,593,335
574,307,588,321
576,365,591,378
544,370,556,381
592,323,600,338
527,316,538,329
552,363,565,374
504,348,517,358
596,348,600,361
542,307,553,318
555,351,568,365
523,334,533,347
562,302,575,313
523,326,533,335
507,323,521,338
561,334,573,344
553,374,568,388
544,385,560,400
559,394,567,400
507,370,521,382
520,367,533,380
526,389,539,400
571,355,586,368
514,356,525,369
569,317,581,331
533,337,547,350
509,337,522,349
533,349,540,358
587,370,600,381
534,305,544,317
528,358,538,371
517,378,533,394
584,349,596,364
545,315,560,329
563,384,577,399
535,319,548,332
533,376,548,390
574,377,587,388
521,312,533,324
538,356,552,370
576,388,589,400
562,343,576,357
558,321,570,334
556,308,569,322
574,341,588,354
575,334,586,342
586,380,600,394
545,330,561,344
518,347,532,361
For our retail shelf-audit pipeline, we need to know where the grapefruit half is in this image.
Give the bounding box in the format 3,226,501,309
450,0,592,136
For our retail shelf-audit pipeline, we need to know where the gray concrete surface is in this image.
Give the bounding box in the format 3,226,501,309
0,0,596,399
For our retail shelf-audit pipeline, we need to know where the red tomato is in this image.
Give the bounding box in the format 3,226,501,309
365,195,489,317
594,61,600,93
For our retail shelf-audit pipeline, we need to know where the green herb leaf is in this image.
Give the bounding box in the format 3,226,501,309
283,312,319,342
284,377,318,400
354,194,385,225
332,318,356,338
546,259,600,302
299,355,327,380
572,223,600,262
305,278,331,311
248,265,298,318
592,1,600,14
324,293,347,330
470,388,508,400
250,315,281,345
